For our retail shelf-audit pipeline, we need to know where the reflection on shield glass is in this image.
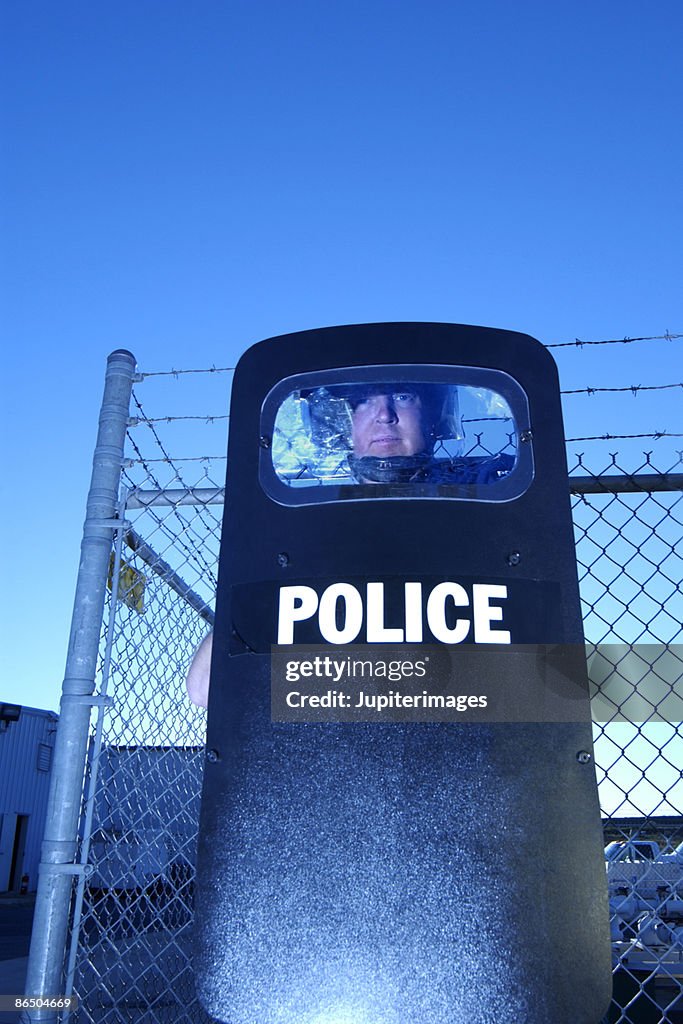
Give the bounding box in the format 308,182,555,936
268,371,526,495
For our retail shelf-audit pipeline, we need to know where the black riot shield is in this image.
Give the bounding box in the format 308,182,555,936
195,322,612,1024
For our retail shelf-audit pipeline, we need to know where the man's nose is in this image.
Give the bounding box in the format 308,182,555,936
375,396,397,422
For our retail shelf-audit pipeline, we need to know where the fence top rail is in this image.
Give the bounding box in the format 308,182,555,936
126,486,225,508
569,472,683,495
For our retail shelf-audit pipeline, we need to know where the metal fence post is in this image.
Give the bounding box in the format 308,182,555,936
23,350,137,1022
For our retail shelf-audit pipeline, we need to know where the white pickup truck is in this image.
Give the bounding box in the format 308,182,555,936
606,838,683,970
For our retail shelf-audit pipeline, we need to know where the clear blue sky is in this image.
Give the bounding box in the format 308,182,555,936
1,1,681,712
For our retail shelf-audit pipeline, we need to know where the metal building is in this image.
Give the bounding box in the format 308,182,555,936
88,745,201,891
0,704,58,893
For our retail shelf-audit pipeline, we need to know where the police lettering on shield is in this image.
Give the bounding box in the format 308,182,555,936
276,580,511,645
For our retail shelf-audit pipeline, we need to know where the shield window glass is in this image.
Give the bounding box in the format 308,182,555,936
260,365,533,504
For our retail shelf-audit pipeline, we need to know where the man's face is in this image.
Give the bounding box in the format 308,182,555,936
350,389,428,458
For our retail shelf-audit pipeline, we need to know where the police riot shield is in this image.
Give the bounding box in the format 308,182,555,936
195,323,611,1024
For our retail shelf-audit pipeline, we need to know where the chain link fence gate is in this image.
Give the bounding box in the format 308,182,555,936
23,348,683,1024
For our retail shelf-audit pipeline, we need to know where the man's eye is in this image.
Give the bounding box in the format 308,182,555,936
393,392,416,404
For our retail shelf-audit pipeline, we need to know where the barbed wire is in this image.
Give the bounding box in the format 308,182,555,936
566,431,683,442
126,392,223,586
561,383,683,397
126,383,682,427
128,415,230,425
130,336,682,457
127,455,227,464
136,332,682,379
130,392,228,482
127,439,683,463
547,331,681,349
140,365,236,379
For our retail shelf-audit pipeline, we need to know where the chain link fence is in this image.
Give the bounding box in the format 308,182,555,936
27,347,683,1023
571,452,683,1023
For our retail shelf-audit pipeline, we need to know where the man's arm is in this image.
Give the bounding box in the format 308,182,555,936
186,632,213,708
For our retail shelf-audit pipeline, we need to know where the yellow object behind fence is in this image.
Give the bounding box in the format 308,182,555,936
108,553,145,613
